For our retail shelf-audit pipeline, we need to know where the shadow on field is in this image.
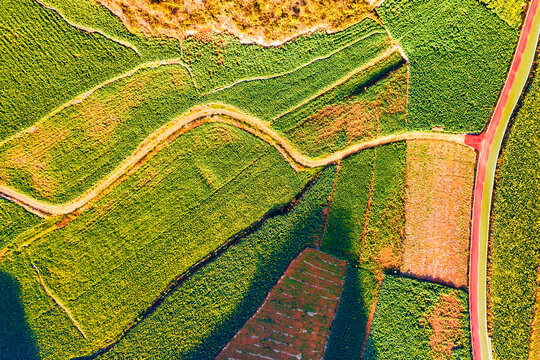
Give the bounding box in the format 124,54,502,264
0,271,39,360
321,213,378,360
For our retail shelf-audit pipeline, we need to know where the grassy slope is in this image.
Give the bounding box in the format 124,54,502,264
95,166,336,360
18,123,309,351
490,57,540,360
364,275,472,360
0,199,42,249
0,18,391,204
0,0,141,141
378,0,517,133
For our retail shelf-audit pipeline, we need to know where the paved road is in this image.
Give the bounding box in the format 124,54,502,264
465,1,540,359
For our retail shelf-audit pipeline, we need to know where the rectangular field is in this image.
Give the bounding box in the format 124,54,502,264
216,248,347,360
364,275,472,360
401,140,476,289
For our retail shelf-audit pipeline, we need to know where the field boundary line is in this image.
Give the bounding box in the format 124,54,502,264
30,261,87,339
204,30,387,96
34,0,141,57
270,45,403,123
0,104,469,218
0,58,196,149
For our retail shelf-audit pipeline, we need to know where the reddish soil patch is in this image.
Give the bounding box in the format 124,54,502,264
402,140,476,289
424,293,464,360
216,248,347,360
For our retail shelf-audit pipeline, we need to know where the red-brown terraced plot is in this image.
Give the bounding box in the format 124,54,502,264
216,248,347,360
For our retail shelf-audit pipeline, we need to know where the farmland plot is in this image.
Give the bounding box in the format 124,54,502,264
0,0,141,140
273,52,408,158
490,53,540,360
321,142,406,274
12,123,310,350
93,166,337,359
477,0,526,28
378,0,518,132
216,248,347,360
0,17,393,204
401,140,476,289
0,198,42,249
364,275,472,360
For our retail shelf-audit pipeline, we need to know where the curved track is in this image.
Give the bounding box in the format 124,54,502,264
0,104,467,218
466,1,540,359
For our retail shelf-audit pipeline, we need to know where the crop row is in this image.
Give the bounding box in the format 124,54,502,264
490,55,540,360
378,0,518,133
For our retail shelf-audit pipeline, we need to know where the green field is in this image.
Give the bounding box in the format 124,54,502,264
325,267,379,360
273,52,407,158
0,199,42,249
364,275,472,360
0,17,393,204
490,55,540,360
322,142,406,274
378,0,518,132
93,165,336,359
478,0,526,28
0,0,142,141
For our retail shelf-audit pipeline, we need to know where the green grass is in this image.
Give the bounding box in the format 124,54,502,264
322,142,406,274
364,275,472,360
378,0,518,133
0,18,392,204
325,267,379,360
20,123,309,349
273,52,407,158
0,0,141,141
91,166,336,359
477,0,526,28
490,55,540,360
0,199,42,249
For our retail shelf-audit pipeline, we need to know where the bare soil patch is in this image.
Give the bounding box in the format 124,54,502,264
401,140,476,289
216,248,346,360
97,0,371,46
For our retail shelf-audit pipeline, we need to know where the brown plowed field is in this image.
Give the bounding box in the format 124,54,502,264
216,248,346,360
401,140,476,289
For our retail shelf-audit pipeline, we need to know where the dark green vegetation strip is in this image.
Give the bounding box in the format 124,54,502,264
378,0,518,132
0,0,141,140
0,198,42,249
89,166,337,359
364,275,472,360
490,54,540,360
325,267,379,360
21,123,309,347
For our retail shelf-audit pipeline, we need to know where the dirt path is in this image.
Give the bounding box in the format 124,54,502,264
0,103,467,218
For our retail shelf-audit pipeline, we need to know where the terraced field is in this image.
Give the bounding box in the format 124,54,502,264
0,0,535,359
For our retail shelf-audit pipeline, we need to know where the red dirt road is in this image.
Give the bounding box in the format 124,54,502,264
216,248,346,360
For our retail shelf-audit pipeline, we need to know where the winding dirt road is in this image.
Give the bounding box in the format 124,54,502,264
465,1,540,359
0,104,467,218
